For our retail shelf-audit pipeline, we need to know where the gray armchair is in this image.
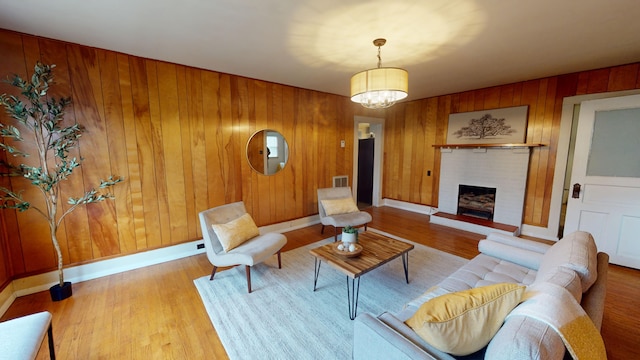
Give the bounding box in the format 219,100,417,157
198,201,287,293
317,187,372,241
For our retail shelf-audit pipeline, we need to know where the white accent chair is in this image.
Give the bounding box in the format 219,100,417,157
0,311,55,360
317,187,372,241
198,201,287,293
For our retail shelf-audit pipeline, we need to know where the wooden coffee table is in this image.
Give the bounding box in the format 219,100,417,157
309,231,414,320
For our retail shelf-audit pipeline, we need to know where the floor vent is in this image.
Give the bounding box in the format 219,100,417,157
332,175,348,188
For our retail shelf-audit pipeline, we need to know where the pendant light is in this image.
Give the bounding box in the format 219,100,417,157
350,38,408,109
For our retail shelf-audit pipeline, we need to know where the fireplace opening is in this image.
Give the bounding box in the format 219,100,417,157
457,185,496,220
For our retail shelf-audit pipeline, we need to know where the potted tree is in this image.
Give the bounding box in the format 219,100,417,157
0,62,122,301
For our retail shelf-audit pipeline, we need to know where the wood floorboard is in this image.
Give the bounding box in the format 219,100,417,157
1,206,638,359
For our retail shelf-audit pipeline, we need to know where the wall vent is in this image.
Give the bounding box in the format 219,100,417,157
332,175,348,188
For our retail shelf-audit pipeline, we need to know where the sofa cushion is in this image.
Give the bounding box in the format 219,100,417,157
436,254,537,294
404,283,525,356
537,231,598,292
535,266,583,303
211,213,260,251
485,316,566,360
320,197,359,216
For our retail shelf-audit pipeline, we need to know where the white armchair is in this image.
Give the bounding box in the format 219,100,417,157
317,187,372,241
198,201,287,293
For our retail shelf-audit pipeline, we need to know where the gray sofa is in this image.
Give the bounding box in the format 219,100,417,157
353,231,609,360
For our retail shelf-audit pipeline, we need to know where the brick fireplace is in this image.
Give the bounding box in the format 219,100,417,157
431,147,531,235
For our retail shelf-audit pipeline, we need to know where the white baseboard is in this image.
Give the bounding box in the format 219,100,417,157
429,214,517,236
259,215,320,234
0,284,16,317
382,199,435,215
521,224,559,241
0,214,321,317
11,240,207,298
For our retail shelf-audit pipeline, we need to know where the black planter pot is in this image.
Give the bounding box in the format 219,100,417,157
49,281,73,301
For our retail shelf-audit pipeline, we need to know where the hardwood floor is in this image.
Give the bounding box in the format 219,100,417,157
2,206,638,359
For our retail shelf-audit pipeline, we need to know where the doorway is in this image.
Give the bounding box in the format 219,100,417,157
353,116,384,208
357,137,375,207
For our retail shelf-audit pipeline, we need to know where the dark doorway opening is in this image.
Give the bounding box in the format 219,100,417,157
357,138,374,207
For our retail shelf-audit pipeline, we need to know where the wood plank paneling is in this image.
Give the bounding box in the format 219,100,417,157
69,45,121,258
130,57,163,249
117,54,147,251
99,50,136,254
157,62,189,244
145,60,172,247
175,66,198,241
3,27,640,282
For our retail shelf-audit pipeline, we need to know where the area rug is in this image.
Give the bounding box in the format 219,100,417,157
193,230,467,360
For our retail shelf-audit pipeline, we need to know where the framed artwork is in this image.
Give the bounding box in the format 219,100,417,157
446,105,529,144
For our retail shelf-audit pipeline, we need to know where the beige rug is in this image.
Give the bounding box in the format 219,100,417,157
194,231,467,359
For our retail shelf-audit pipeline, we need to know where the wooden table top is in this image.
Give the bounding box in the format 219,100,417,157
309,231,414,278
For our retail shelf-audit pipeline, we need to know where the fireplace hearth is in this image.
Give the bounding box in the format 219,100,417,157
457,185,496,220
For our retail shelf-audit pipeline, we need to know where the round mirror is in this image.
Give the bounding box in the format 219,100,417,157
246,129,289,175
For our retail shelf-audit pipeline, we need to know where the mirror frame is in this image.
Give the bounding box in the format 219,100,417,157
246,129,289,175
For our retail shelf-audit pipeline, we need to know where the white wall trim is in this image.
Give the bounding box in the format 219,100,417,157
0,284,16,317
521,224,559,241
1,214,320,317
382,198,434,215
429,215,515,236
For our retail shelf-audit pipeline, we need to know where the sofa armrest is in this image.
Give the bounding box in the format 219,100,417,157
478,239,545,270
353,313,446,360
581,252,609,330
486,232,551,253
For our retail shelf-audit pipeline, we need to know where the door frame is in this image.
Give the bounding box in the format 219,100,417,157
352,116,384,207
527,89,640,240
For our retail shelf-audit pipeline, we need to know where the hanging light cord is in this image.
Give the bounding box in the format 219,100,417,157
377,45,382,68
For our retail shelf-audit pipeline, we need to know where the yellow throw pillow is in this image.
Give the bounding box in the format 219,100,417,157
405,283,525,356
321,197,359,216
211,213,260,252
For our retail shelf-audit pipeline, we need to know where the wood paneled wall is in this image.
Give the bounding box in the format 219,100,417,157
0,29,377,281
383,63,640,227
1,27,639,285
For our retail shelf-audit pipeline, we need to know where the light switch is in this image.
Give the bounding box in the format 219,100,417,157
340,140,345,148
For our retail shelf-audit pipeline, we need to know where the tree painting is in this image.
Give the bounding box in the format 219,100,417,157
452,113,516,139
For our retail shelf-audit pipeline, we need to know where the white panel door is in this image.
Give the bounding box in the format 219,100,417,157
564,94,640,269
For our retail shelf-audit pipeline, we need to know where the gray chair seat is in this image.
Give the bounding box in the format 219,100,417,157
320,211,372,228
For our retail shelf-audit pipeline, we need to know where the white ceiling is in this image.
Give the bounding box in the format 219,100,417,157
2,0,640,101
